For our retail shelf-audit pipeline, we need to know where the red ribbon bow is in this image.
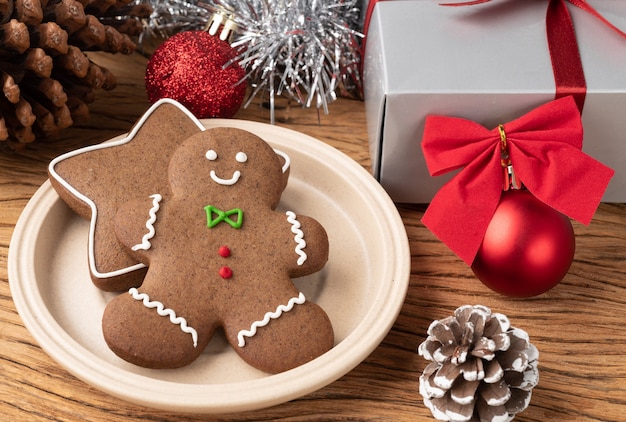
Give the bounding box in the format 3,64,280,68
442,0,626,112
421,96,614,265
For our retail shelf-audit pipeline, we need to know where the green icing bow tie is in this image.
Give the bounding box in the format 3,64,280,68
204,205,243,229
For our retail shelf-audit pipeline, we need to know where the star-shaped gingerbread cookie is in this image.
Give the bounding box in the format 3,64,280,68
49,99,206,291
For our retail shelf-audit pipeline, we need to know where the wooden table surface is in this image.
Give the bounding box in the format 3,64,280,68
1,52,626,422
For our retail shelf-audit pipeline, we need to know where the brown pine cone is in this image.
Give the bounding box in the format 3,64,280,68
0,0,151,149
418,305,539,422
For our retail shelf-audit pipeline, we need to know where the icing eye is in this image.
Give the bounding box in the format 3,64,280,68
206,149,218,160
235,152,248,163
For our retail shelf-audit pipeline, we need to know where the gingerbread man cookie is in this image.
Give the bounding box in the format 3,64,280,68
48,99,333,373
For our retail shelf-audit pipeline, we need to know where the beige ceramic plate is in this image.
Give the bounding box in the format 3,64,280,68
9,120,410,414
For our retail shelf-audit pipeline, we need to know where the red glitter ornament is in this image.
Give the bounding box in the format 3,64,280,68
471,189,575,298
145,31,246,119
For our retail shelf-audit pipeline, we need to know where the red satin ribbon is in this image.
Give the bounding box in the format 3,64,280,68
421,96,614,265
443,0,626,113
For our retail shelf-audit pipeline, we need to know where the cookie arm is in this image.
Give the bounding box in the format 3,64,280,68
115,194,163,262
285,211,329,277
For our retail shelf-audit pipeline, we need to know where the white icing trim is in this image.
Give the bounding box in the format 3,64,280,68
129,288,198,348
210,170,241,185
285,211,307,265
237,292,306,347
274,149,290,174
131,194,162,251
47,99,206,280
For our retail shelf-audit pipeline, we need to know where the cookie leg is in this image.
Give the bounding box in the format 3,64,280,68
102,288,211,368
226,299,334,374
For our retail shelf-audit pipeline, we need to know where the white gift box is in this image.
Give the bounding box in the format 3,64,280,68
363,0,626,203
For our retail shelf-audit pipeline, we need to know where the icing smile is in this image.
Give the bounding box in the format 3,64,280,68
210,170,241,185
206,149,246,185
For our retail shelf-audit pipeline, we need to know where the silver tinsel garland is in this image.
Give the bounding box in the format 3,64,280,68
137,0,363,123
215,0,363,122
135,0,213,43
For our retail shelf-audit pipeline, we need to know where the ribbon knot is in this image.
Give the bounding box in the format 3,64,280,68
421,96,614,265
498,124,521,191
205,205,243,229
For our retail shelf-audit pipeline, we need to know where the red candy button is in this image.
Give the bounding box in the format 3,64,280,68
218,246,231,257
219,266,233,279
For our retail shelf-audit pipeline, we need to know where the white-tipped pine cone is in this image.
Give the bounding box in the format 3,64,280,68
418,305,539,422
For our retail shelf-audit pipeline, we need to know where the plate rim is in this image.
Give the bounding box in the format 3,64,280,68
8,118,410,413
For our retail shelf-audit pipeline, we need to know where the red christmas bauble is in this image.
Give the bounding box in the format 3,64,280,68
471,189,575,297
145,31,246,119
